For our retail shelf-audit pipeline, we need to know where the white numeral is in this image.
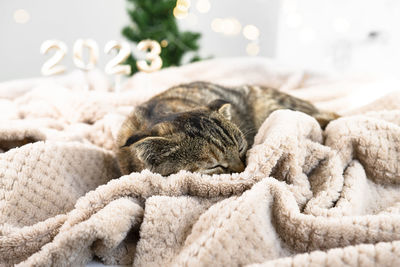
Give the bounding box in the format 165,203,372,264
136,40,162,73
40,40,67,76
73,39,99,71
104,40,132,75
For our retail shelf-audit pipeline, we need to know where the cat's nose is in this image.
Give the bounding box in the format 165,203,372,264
229,160,245,173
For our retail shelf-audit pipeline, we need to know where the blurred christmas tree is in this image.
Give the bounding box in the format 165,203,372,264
122,0,203,74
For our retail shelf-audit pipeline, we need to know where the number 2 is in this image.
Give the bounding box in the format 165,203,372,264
40,40,67,76
104,41,132,75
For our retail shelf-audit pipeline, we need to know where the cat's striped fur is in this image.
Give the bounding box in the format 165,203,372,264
116,82,338,176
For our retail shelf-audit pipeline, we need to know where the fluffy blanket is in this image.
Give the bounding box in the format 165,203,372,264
1,58,400,266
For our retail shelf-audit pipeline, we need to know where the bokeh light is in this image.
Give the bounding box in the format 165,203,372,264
173,7,188,19
13,9,30,24
243,24,260,41
246,42,260,56
196,0,211,13
176,0,191,10
211,17,241,36
174,0,190,19
160,39,169,47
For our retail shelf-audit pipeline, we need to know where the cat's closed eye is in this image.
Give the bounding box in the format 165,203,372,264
209,164,228,172
203,164,228,174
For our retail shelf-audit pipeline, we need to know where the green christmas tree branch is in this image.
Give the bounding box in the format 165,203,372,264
122,0,204,75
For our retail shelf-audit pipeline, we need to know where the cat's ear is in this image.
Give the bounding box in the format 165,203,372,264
129,107,148,128
218,104,231,120
208,99,232,120
133,136,171,165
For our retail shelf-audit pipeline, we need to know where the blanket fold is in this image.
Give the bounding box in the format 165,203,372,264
1,58,400,266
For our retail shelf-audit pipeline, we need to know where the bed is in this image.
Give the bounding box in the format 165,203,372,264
1,57,400,266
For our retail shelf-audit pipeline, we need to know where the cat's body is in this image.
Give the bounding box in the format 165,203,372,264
116,82,337,176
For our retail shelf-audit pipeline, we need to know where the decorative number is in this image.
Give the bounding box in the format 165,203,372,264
136,39,163,73
104,40,132,75
73,39,99,71
40,39,164,78
40,40,67,76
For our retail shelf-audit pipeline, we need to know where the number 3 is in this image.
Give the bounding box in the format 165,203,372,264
136,40,163,73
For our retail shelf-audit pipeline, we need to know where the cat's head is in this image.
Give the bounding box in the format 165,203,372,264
116,100,247,176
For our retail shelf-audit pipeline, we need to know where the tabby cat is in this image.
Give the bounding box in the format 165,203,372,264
116,82,337,176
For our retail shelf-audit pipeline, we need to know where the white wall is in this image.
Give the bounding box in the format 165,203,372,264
0,0,281,82
0,0,127,81
2,0,400,82
179,0,280,60
276,0,400,75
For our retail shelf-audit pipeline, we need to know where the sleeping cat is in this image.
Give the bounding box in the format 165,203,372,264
116,82,338,176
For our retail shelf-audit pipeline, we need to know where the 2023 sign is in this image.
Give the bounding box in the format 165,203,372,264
40,39,162,76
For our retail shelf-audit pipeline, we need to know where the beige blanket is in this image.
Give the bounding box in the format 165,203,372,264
1,58,400,266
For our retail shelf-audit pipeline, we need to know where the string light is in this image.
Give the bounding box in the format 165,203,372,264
174,0,190,19
13,9,30,24
160,40,169,47
211,18,223,32
176,0,191,10
243,25,260,41
211,18,241,36
196,0,211,13
246,42,260,56
173,7,188,19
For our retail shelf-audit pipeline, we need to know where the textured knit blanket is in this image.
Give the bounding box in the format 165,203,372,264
1,58,400,266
